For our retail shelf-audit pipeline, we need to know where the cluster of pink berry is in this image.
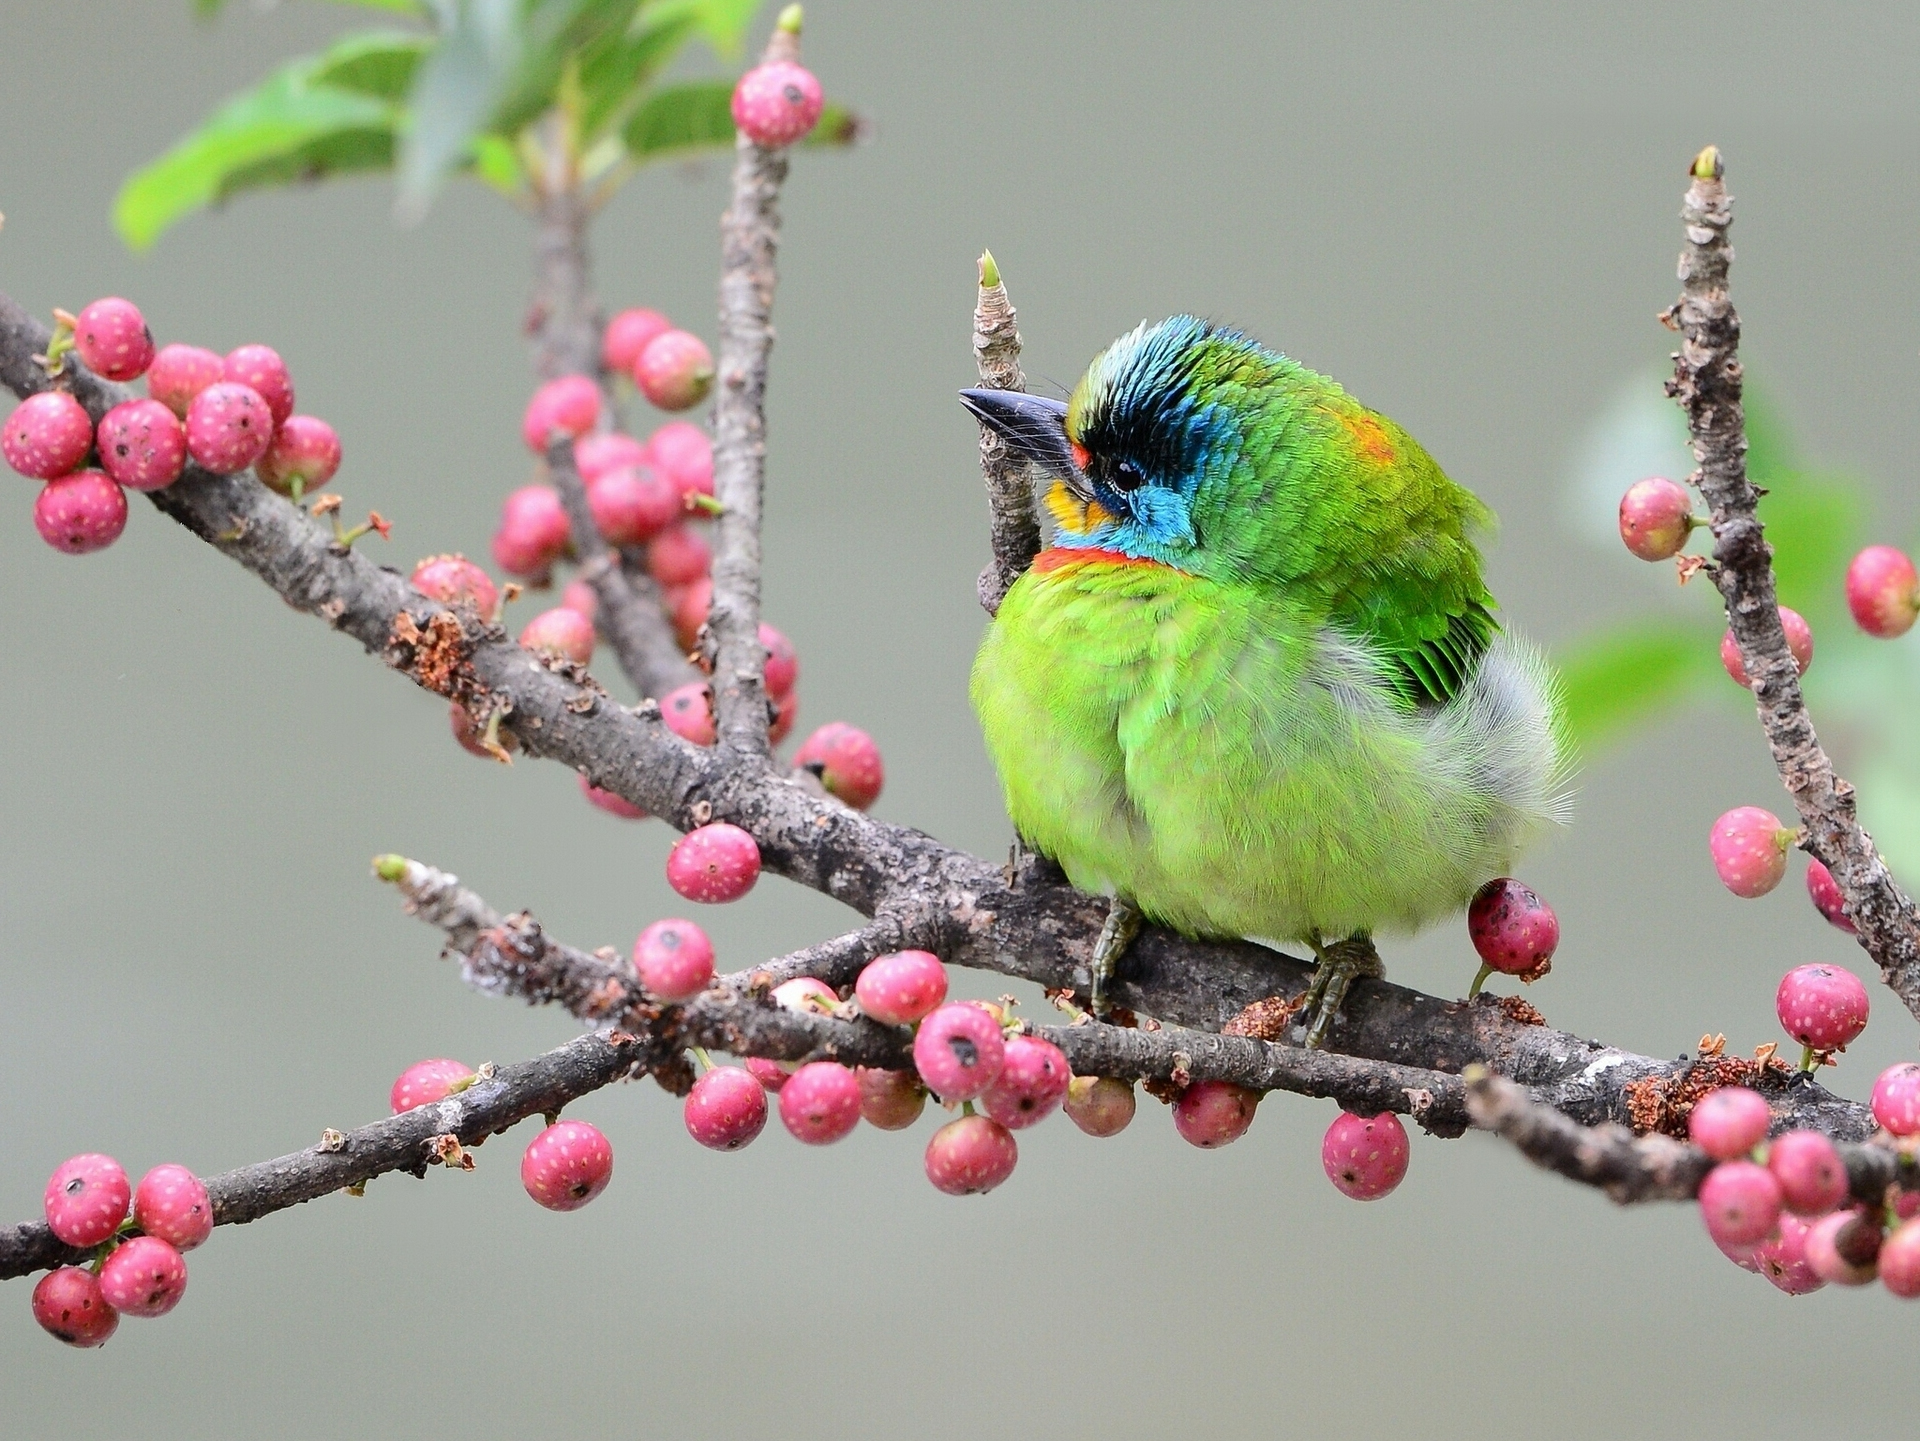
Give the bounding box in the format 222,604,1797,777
2,296,340,553
1690,1061,1920,1296
29,1153,211,1347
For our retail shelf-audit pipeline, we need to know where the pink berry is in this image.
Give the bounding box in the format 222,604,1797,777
450,701,516,759
574,430,650,484
793,722,884,810
1064,1075,1136,1137
1881,1218,1920,1298
660,682,716,746
1754,1212,1825,1294
770,688,798,746
32,1267,118,1348
1897,1190,1920,1222
1465,877,1558,980
254,415,341,496
1805,859,1855,934
146,344,222,418
131,1165,213,1252
684,1066,769,1151
492,484,571,578
666,822,761,903
99,1235,187,1318
912,1002,1007,1102
687,1066,768,1158
1805,1207,1881,1286
760,622,798,699
1776,962,1869,1054
34,470,128,554
632,918,715,1001
1767,1129,1848,1215
602,308,672,376
856,1068,926,1130
1698,1159,1783,1249
1321,1110,1411,1199
73,297,154,381
1617,476,1694,561
981,1036,1071,1130
185,381,272,472
222,345,294,425
731,59,825,148
560,578,598,622
1688,1085,1771,1160
746,1056,789,1092
96,398,185,491
1709,806,1791,898
855,950,948,1026
634,330,714,411
773,976,838,1015
1173,1080,1261,1149
588,464,679,545
520,1119,613,1211
411,553,498,615
522,375,601,453
778,1061,863,1144
3,391,93,479
924,1114,1018,1195
671,577,713,652
580,775,644,819
389,1057,473,1113
648,421,713,500
1871,1062,1920,1136
647,523,711,586
520,606,596,665
43,1154,130,1248
1720,606,1813,687
1846,544,1920,638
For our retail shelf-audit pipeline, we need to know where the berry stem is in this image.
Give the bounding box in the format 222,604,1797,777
1467,963,1495,999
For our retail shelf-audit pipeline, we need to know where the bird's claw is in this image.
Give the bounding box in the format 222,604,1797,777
1300,936,1383,1048
1088,896,1143,1017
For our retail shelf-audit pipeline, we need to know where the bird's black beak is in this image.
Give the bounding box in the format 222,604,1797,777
959,388,1090,498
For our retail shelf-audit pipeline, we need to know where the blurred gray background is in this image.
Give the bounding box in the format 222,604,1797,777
4,1,1919,1435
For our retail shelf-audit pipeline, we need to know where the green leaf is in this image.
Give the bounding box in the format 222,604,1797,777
313,30,433,98
1552,616,1720,755
115,34,414,250
575,7,702,140
468,131,526,195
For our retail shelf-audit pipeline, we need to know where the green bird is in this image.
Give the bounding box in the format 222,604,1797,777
963,315,1566,1045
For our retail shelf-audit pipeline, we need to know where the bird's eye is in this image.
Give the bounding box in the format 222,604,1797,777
1109,458,1146,492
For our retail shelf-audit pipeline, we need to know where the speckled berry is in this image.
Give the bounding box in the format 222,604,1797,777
1880,1218,1920,1298
96,398,185,491
670,577,712,651
602,308,672,376
1776,962,1869,1055
588,464,679,545
1871,1063,1920,1136
1064,1075,1136,1137
759,622,798,699
1806,859,1855,934
390,1058,473,1113
44,1154,130,1248
661,682,716,745
647,523,711,587
855,950,947,1026
770,688,798,746
4,391,93,479
1618,476,1694,561
34,471,128,554
634,330,713,412
254,415,341,496
980,1036,1070,1130
778,1061,862,1144
222,345,294,425
560,578,598,622
99,1235,187,1318
580,775,644,818
1688,1086,1771,1160
185,381,272,472
746,1057,789,1092
793,722,883,810
1805,1207,1881,1286
1698,1160,1783,1249
522,374,600,453
1767,1129,1847,1215
684,1066,768,1151
1754,1213,1824,1294
856,1068,925,1130
74,297,154,381
493,484,571,578
32,1267,118,1347
1710,806,1792,898
912,1002,1006,1102
731,59,824,147
1466,877,1558,983
1322,1110,1411,1199
924,1114,1018,1195
1174,1080,1260,1149
666,822,761,903
146,344,222,419
520,606,595,665
411,553,498,616
132,1165,212,1252
520,1119,613,1211
773,976,838,1014
574,430,650,484
649,421,713,501
1846,544,1919,638
632,917,714,1001
1720,606,1812,687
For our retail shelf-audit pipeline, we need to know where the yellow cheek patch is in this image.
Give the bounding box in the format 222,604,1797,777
1338,410,1397,467
1044,479,1115,534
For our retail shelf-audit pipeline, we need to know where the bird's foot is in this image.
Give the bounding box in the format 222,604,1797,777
1300,934,1383,1049
1089,896,1143,1017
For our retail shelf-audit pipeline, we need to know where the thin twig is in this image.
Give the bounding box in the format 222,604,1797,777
971,250,1041,615
1666,146,1920,1024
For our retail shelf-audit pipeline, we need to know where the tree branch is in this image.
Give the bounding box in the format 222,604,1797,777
1667,146,1920,1025
970,250,1041,616
530,134,600,383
